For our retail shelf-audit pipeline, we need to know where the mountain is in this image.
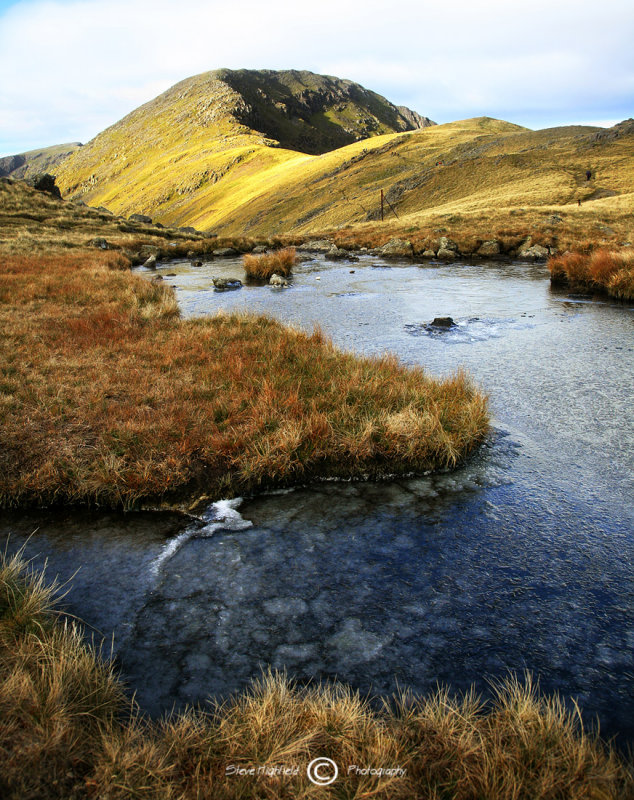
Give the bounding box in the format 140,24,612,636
0,142,82,180
53,70,633,241
54,69,433,223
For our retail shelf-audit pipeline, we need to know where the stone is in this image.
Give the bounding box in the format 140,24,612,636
151,274,163,281
430,317,456,328
437,236,458,252
129,213,153,225
252,245,268,254
191,260,203,267
144,255,157,269
477,240,501,257
437,247,458,260
178,226,199,235
518,242,549,261
213,247,239,257
25,173,61,198
326,246,356,260
212,277,242,291
297,239,334,253
422,249,436,258
378,238,414,258
89,238,109,250
269,273,289,287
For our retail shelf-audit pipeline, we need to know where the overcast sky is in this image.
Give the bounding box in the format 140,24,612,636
0,0,632,156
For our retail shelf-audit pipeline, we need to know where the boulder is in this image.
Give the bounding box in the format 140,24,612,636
437,247,458,260
477,240,501,257
252,245,268,254
25,173,61,198
213,247,239,257
422,249,436,258
326,246,357,261
89,238,109,250
212,277,242,291
129,213,153,225
429,316,456,328
179,226,199,235
269,273,289,287
143,255,157,269
378,238,414,258
297,239,334,253
518,242,549,261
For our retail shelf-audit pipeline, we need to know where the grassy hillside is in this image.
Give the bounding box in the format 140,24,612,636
54,69,433,225
55,71,634,251
0,142,82,179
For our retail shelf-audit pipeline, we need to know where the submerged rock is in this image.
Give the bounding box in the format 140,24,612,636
212,277,242,291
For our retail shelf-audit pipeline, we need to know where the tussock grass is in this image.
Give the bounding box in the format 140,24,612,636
548,248,634,300
0,249,488,510
1,552,632,799
243,246,297,280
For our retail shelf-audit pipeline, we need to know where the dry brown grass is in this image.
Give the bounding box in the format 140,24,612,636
1,552,632,799
0,249,488,510
243,247,297,280
548,248,634,299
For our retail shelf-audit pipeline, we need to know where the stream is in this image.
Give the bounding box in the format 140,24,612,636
2,252,633,744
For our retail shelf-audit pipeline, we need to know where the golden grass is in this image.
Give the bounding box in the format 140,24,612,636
243,247,297,280
0,249,488,510
548,249,634,300
1,551,632,799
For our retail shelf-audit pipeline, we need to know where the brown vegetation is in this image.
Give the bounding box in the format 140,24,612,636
1,551,632,800
243,246,297,280
548,248,634,300
0,249,488,510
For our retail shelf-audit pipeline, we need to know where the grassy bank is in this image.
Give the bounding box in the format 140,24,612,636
243,247,297,280
1,551,632,799
0,249,488,510
548,249,634,300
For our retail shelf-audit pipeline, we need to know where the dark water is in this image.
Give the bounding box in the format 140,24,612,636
2,253,633,744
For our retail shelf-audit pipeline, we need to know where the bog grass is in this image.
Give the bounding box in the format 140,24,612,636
243,246,297,279
548,248,634,300
1,551,632,799
0,248,488,510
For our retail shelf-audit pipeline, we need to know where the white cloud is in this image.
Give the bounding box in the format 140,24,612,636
1,0,632,154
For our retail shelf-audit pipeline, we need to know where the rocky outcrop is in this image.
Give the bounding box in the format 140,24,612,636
129,213,153,225
24,173,62,198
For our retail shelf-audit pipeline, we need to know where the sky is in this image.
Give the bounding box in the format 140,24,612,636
0,0,632,156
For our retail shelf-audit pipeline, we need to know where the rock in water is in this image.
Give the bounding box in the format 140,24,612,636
430,317,455,328
212,277,242,291
269,273,289,287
